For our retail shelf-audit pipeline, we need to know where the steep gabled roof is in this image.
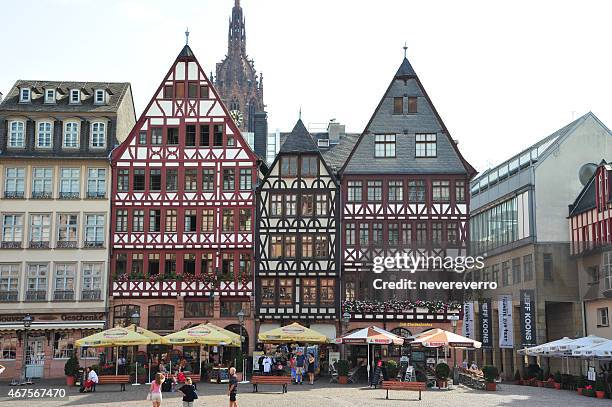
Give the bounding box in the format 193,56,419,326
395,57,416,77
279,119,319,153
323,133,360,173
569,161,612,217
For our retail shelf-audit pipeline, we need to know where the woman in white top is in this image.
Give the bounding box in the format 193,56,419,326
84,367,98,392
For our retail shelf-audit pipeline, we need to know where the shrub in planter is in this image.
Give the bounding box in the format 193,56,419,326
595,379,606,399
553,371,562,389
337,360,350,384
482,366,499,391
385,360,399,381
583,385,594,397
64,355,80,386
435,363,450,388
576,375,586,394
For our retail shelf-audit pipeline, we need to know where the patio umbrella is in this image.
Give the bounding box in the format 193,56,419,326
258,322,328,344
126,325,168,345
411,328,482,349
205,323,242,347
559,335,608,355
164,324,235,346
572,339,612,359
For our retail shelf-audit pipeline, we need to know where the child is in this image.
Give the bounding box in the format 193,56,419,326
178,377,198,407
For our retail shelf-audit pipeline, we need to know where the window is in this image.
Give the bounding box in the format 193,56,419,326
285,235,296,258
133,169,145,191
90,122,106,148
359,223,369,245
2,214,24,246
149,209,161,232
432,181,450,202
367,181,382,201
213,124,224,146
165,210,177,232
431,222,442,243
30,168,52,199
200,85,209,99
186,125,196,146
320,279,335,305
261,278,275,305
175,81,185,98
132,253,144,275
115,210,128,232
402,223,413,244
165,254,177,274
604,252,612,290
53,333,74,359
227,133,235,147
94,89,106,104
348,181,363,202
0,337,17,359
0,264,20,302
302,235,313,258
375,135,396,157
117,169,129,191
502,261,509,286
198,169,214,191
455,181,466,203
149,169,161,191
184,210,197,232
201,253,213,274
408,180,426,202
26,263,48,300
184,169,198,191
492,264,499,284
270,194,282,217
221,253,234,277
163,85,173,99
29,214,51,247
166,128,179,145
301,156,318,177
239,253,252,275
597,307,609,327
200,125,210,146
63,121,80,148
279,279,294,305
285,194,297,216
85,214,105,246
138,131,147,145
345,223,356,245
184,300,213,318
115,253,127,276
415,133,436,157
36,121,53,148
183,253,196,274
512,257,521,284
388,180,403,202
315,194,328,216
270,236,283,259
302,279,317,305
222,169,235,191
132,210,144,232
59,168,80,198
416,222,427,244
8,121,25,148
281,156,298,176
389,223,399,245
70,89,80,104
543,253,553,281
148,305,175,331
222,209,234,232
87,168,106,198
202,209,214,232
113,305,140,328
239,169,252,190
447,222,458,244
372,223,383,244
315,235,328,258
54,263,75,300
393,97,403,114
239,209,251,231
188,82,198,99
4,167,25,198
45,89,56,103
302,194,314,217
408,97,417,113
151,127,162,145
166,169,178,191
20,88,31,103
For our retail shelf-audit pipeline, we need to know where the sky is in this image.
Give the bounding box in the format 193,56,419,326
1,0,611,173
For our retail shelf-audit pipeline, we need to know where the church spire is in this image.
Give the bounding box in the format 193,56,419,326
229,0,246,53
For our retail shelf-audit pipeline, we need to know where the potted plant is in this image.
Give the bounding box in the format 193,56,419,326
583,384,594,397
482,366,499,391
553,371,562,389
337,359,350,384
435,363,450,389
64,355,80,386
385,360,399,381
576,375,586,395
595,378,606,399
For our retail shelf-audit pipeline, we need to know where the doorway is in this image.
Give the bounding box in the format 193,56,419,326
25,336,45,379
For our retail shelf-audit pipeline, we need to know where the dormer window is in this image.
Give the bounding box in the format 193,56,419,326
45,89,56,104
19,88,31,103
70,89,81,104
94,89,106,105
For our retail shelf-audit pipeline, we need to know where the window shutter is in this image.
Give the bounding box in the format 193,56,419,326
26,119,35,151
53,120,61,153
81,120,88,152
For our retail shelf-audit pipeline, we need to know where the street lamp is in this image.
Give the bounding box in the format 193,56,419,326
237,309,248,383
341,312,351,359
21,314,33,385
450,316,459,385
130,310,141,386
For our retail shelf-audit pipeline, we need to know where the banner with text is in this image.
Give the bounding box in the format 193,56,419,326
479,299,493,348
520,289,537,347
462,301,475,339
498,295,514,349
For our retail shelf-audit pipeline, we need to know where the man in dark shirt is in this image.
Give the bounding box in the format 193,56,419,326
295,350,305,384
228,367,238,406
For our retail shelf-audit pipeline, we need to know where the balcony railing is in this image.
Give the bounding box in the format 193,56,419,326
112,280,253,298
86,191,106,199
83,241,104,248
4,191,24,199
81,289,101,301
25,290,47,301
0,291,18,302
53,290,75,301
31,191,53,199
56,241,78,249
59,192,80,200
29,241,50,249
1,241,22,249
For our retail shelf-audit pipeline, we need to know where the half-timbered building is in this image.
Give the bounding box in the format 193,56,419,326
339,55,475,339
255,119,340,339
110,44,260,364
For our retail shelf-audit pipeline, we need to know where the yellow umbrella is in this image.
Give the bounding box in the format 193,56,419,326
205,323,242,347
163,324,234,345
75,327,151,347
258,323,328,344
127,324,168,345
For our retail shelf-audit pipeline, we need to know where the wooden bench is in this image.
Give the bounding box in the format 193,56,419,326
96,375,131,391
381,381,426,401
251,375,292,394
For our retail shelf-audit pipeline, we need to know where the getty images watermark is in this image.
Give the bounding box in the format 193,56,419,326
371,253,497,291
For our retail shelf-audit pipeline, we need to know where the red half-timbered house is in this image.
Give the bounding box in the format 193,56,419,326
109,45,260,364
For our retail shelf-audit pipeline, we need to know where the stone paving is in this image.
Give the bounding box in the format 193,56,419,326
0,380,609,407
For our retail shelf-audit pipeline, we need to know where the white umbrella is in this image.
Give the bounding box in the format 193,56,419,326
541,337,576,356
561,335,608,355
572,339,612,359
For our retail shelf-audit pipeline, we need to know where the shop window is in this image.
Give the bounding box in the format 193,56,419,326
148,305,175,331
53,332,74,359
113,304,140,328
184,300,213,318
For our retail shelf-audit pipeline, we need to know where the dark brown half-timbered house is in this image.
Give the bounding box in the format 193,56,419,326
339,55,475,337
110,44,260,362
255,119,340,339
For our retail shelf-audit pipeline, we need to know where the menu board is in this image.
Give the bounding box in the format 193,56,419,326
209,367,229,383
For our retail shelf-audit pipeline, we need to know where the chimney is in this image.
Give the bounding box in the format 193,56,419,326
328,120,345,144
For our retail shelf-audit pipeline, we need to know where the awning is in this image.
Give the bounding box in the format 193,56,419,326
310,323,337,341
0,321,105,331
258,323,281,336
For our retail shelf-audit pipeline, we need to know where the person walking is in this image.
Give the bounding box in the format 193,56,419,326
148,372,165,407
295,350,305,384
228,367,238,407
178,377,198,407
307,353,316,385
